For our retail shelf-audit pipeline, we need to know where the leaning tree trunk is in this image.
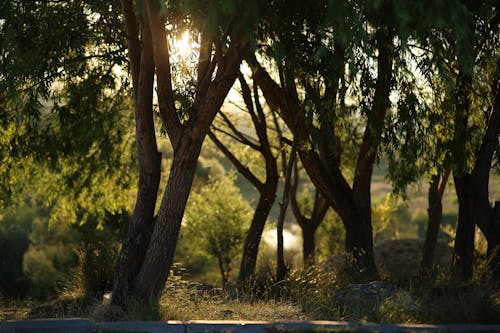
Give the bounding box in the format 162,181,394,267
111,5,161,306
133,135,203,300
250,27,392,281
112,0,247,304
421,171,449,273
239,193,276,283
471,75,500,281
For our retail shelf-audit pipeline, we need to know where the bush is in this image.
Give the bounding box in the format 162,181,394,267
0,206,34,298
23,217,79,300
378,291,419,323
182,174,251,287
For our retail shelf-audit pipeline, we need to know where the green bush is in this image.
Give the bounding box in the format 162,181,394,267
181,174,251,287
0,206,34,298
23,217,79,300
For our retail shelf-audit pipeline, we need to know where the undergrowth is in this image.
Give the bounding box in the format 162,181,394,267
2,261,499,324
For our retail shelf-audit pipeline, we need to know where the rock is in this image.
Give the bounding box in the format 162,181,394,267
326,238,454,280
374,238,453,279
332,281,404,320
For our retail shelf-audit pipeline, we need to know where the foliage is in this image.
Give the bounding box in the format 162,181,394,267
182,173,251,286
372,194,413,243
23,216,79,300
316,210,345,259
73,213,127,297
0,205,35,298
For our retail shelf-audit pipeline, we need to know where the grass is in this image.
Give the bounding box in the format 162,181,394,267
158,278,307,321
1,272,499,325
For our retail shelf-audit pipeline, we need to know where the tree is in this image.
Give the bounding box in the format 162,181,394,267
290,161,329,266
111,0,263,304
247,0,396,279
1,0,137,298
423,0,500,279
208,74,280,284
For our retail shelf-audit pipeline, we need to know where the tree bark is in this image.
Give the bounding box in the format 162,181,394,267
451,65,475,280
421,171,449,273
239,192,276,282
486,202,500,281
276,142,297,282
343,207,377,280
302,223,316,266
453,173,475,280
471,75,500,280
133,135,203,299
290,163,329,266
111,8,161,306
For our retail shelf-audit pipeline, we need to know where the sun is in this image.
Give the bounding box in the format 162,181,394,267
174,30,193,59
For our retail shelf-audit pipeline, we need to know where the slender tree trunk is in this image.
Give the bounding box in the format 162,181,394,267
111,8,161,306
276,143,297,281
291,167,329,267
218,254,229,288
208,75,280,284
302,223,317,266
239,193,275,283
133,136,203,300
421,171,449,272
452,174,475,279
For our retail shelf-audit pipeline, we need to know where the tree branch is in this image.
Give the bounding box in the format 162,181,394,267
218,111,262,151
145,0,183,146
208,131,263,190
120,0,141,97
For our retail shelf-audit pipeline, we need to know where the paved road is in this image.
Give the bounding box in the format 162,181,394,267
2,319,500,332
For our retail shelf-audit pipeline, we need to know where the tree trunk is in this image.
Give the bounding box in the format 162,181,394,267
276,143,297,282
452,174,475,280
486,201,500,281
239,193,275,283
471,76,500,281
421,171,449,273
133,136,203,300
250,27,392,281
111,8,161,306
302,223,316,266
291,168,329,267
112,0,247,304
218,254,229,288
344,207,377,281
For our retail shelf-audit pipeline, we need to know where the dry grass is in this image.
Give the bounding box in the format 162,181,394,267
158,279,307,321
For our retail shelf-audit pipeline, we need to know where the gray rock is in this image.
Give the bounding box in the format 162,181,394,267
332,281,400,319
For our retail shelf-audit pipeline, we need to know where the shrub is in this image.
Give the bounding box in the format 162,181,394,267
182,174,251,287
0,206,34,298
